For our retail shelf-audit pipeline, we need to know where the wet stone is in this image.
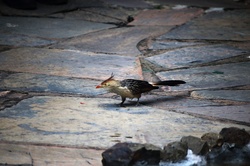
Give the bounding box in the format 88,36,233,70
0,16,115,39
161,141,188,162
0,48,139,80
219,127,250,147
206,142,250,165
191,90,250,102
157,62,250,91
201,132,222,149
102,142,161,166
147,44,248,69
158,10,250,41
180,136,209,155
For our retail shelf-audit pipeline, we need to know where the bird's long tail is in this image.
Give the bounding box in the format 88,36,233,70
153,80,186,86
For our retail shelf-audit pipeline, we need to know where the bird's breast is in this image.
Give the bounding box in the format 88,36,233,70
109,86,139,99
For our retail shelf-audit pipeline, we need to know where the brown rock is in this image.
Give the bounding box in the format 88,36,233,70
201,132,222,149
181,136,209,155
102,143,132,166
161,141,188,162
219,127,250,147
102,142,161,166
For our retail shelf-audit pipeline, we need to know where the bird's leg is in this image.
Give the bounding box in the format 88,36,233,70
120,97,126,107
136,98,140,106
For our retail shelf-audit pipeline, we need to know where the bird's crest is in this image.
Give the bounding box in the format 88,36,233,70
101,73,114,84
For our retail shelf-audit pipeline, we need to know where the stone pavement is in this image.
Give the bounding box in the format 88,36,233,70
0,0,250,165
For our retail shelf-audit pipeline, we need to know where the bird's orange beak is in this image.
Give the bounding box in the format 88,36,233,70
96,85,102,88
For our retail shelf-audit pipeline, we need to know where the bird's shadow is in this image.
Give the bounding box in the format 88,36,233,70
98,93,188,113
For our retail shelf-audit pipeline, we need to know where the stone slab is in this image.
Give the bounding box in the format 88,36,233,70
103,0,151,8
60,7,139,24
0,73,105,96
157,62,250,91
191,90,250,102
0,33,55,47
149,40,205,50
52,26,174,55
0,96,249,149
158,10,250,41
147,44,247,69
139,94,225,109
129,8,203,26
176,105,250,125
150,0,249,8
0,48,139,80
0,16,115,39
0,142,103,166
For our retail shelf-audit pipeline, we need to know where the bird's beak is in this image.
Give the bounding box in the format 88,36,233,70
96,85,102,88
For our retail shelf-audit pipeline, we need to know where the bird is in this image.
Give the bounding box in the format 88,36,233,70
96,73,186,106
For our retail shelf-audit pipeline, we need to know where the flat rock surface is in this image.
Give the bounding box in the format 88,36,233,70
147,44,247,69
149,0,250,8
0,96,249,149
0,142,103,165
157,62,250,90
0,48,139,80
0,72,104,96
129,8,203,26
51,26,174,55
158,10,250,41
0,17,114,46
0,1,250,165
191,90,250,102
176,105,250,125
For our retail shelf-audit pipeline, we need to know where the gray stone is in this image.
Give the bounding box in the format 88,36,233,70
0,16,115,39
176,105,250,125
191,90,250,102
52,26,174,54
161,141,188,162
158,10,250,41
0,142,103,166
103,0,151,8
157,62,250,90
0,33,55,47
147,45,247,69
149,40,205,50
0,72,105,96
181,136,209,155
61,7,139,24
0,48,139,80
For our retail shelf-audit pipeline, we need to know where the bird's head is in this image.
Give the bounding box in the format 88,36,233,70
96,73,120,89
